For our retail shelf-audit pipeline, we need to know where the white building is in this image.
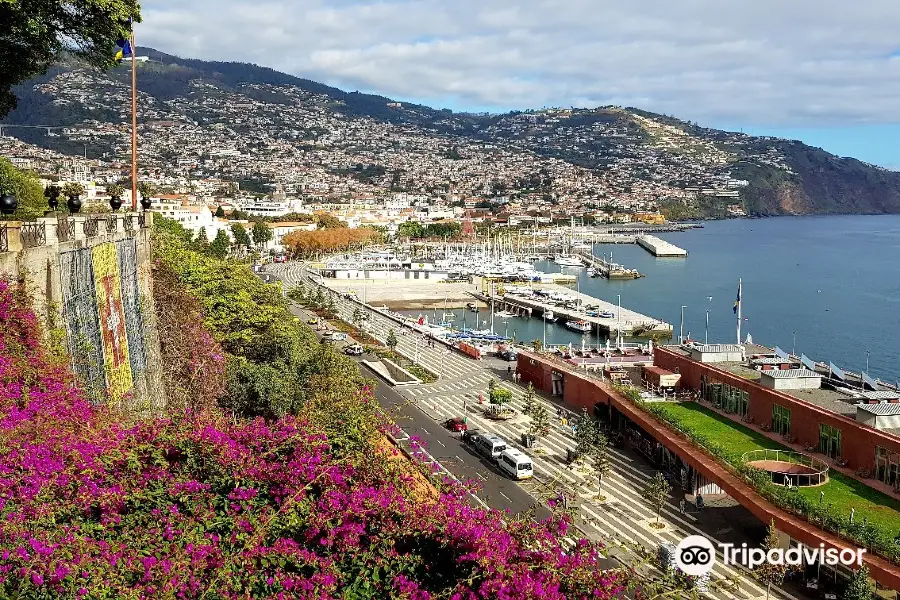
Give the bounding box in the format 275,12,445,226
265,221,317,253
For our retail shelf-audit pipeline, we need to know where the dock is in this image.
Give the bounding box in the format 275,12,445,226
471,284,672,337
575,250,643,279
636,235,687,257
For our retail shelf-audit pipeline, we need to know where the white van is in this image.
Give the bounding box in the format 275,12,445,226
473,434,507,460
498,448,533,480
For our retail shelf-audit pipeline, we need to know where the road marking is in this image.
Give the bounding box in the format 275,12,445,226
421,428,430,436
435,439,445,447
499,491,512,502
476,472,487,480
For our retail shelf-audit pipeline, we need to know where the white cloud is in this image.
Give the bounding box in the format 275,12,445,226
140,0,900,127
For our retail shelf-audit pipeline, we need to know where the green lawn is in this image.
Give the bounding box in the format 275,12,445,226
654,401,900,536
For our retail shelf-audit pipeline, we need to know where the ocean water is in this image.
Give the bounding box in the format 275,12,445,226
406,215,900,382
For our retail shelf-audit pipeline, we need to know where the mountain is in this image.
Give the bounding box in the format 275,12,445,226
4,49,900,218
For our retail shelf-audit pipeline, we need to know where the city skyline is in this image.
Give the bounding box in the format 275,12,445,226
141,0,900,168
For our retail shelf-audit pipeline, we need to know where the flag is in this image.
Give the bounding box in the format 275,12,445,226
114,39,133,63
733,281,741,314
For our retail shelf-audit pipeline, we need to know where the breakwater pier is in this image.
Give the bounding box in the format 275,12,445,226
575,250,643,279
636,235,688,257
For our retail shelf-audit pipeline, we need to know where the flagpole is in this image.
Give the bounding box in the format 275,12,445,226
130,30,138,211
736,277,742,345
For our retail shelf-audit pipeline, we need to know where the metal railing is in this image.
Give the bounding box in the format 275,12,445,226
105,215,118,234
20,222,46,248
83,217,99,237
138,213,147,228
0,223,8,252
57,215,75,242
123,215,135,231
741,449,830,487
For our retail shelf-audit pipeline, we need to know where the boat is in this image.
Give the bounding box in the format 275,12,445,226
466,302,479,313
553,254,583,267
495,310,516,319
587,267,600,278
543,310,556,321
598,311,615,319
565,319,592,333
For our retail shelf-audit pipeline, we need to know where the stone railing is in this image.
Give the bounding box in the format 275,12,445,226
0,212,152,254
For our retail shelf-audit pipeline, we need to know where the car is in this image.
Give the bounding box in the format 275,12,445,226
497,348,518,361
273,255,287,263
307,317,318,325
444,417,468,432
344,343,364,356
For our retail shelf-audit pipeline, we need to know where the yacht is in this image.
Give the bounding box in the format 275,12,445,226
495,310,516,319
553,254,583,267
598,311,615,319
543,310,556,321
565,319,592,333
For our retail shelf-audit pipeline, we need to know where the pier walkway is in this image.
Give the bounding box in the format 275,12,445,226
575,250,643,279
472,284,672,336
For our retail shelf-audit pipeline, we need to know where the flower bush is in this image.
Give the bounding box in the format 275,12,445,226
0,277,626,598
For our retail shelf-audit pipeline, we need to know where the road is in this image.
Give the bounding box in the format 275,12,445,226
266,263,806,600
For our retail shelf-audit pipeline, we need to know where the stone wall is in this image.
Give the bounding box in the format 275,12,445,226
0,213,165,415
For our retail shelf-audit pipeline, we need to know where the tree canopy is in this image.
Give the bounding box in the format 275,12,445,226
0,0,142,117
0,158,45,221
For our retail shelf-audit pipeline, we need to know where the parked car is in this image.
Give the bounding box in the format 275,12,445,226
273,255,287,263
307,317,318,325
444,417,468,432
497,348,518,361
344,343,364,356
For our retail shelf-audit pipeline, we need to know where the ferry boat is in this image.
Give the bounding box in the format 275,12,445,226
543,310,556,321
565,319,592,333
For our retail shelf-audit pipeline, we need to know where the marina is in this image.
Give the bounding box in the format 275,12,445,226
577,249,644,279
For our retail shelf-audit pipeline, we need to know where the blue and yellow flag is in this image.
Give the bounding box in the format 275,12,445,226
114,39,133,63
733,280,741,314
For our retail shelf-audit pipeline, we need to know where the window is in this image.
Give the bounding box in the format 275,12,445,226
772,405,791,436
819,424,842,460
875,446,900,487
519,463,531,471
702,376,748,416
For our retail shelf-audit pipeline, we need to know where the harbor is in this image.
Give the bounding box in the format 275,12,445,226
576,249,644,279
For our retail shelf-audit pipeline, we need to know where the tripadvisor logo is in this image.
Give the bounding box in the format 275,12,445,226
674,535,866,577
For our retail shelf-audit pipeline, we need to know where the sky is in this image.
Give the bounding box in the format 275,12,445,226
141,0,900,168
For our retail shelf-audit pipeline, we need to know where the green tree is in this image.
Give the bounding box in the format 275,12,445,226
488,381,512,411
193,227,209,249
398,221,424,238
351,307,362,327
531,339,542,352
214,205,226,218
753,520,788,600
0,158,45,220
208,229,230,259
643,472,672,525
326,296,337,317
287,285,307,305
844,565,873,600
590,434,612,500
529,402,551,439
386,329,398,355
0,0,141,117
230,222,251,248
251,220,273,248
573,407,596,459
522,382,536,416
313,287,325,308
315,213,345,229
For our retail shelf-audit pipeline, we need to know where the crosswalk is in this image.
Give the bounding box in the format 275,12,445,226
268,263,797,600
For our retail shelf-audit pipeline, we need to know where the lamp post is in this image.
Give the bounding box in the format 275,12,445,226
792,331,796,357
0,193,17,215
866,351,870,375
680,305,687,344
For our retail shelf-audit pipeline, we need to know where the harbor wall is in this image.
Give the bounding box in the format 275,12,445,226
516,350,900,590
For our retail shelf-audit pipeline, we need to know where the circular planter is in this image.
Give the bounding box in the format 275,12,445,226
0,193,17,215
109,196,123,211
66,195,82,214
742,449,829,487
140,197,152,210
45,187,60,211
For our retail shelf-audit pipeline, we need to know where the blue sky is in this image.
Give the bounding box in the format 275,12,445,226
142,0,900,168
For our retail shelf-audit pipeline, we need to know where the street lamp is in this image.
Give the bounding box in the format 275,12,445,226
679,305,687,344
0,193,17,215
617,294,622,349
866,351,870,375
792,331,796,357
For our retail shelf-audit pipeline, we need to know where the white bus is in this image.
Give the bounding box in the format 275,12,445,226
497,448,533,480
